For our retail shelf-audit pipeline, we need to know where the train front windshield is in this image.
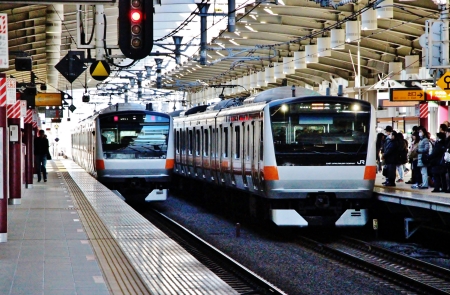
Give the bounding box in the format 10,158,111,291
270,100,371,166
99,113,170,159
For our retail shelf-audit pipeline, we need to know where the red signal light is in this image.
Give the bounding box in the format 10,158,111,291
130,10,142,22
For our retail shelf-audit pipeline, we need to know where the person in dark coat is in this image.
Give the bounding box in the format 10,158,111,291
429,132,447,192
376,132,385,173
381,126,398,186
34,129,50,182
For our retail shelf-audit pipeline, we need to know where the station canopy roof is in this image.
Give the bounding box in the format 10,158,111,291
0,0,441,101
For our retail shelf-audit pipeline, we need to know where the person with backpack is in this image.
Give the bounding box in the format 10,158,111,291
429,132,447,192
406,132,421,185
396,132,408,183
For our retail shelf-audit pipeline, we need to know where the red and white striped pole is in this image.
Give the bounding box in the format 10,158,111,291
419,103,428,130
0,73,8,242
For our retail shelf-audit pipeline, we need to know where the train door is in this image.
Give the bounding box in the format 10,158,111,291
203,126,211,180
219,124,229,184
252,120,263,190
187,127,194,176
194,127,201,177
213,125,220,184
231,123,238,185
243,122,251,188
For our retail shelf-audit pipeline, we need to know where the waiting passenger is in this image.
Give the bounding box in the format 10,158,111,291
429,132,447,193
376,133,385,173
381,126,398,187
396,132,408,183
413,126,431,189
406,132,421,185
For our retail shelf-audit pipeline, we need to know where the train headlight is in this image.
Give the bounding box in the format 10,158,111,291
281,104,288,112
351,104,360,111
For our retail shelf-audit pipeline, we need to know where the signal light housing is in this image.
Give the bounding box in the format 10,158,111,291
118,0,153,60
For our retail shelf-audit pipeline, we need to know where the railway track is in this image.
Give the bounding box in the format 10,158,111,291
297,235,450,295
139,207,286,295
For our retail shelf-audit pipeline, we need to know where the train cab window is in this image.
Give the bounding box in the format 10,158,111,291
195,129,201,156
188,129,193,155
204,128,209,156
269,100,371,166
98,113,170,159
234,125,240,159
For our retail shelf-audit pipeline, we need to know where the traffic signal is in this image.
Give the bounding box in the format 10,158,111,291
118,0,153,60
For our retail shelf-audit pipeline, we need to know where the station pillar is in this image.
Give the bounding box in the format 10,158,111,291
0,74,7,242
8,118,21,205
24,123,33,188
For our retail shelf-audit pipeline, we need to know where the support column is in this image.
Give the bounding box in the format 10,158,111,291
24,123,33,188
46,4,63,91
0,74,7,242
8,118,21,205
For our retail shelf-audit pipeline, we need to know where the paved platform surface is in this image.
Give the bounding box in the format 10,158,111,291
0,161,110,295
0,159,239,295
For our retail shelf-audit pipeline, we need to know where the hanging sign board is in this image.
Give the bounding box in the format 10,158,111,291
35,93,62,107
0,0,114,2
45,109,64,118
437,72,450,95
390,88,425,101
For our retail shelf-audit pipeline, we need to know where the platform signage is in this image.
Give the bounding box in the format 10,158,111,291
35,93,62,107
390,88,425,101
0,14,8,69
0,0,114,2
437,72,450,94
426,90,450,101
90,60,110,81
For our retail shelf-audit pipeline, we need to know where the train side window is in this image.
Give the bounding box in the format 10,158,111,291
176,130,180,154
235,125,240,159
204,128,209,156
181,129,186,154
223,127,228,158
196,129,201,156
246,124,250,161
211,127,215,158
188,129,193,155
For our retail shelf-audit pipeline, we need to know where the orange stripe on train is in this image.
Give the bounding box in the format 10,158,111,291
264,166,279,181
165,159,175,169
364,166,376,180
96,160,105,170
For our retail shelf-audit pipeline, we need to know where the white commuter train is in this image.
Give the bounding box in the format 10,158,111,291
72,103,174,201
172,87,376,227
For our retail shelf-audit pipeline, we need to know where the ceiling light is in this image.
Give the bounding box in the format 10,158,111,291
263,8,277,15
245,25,258,32
216,51,225,57
229,39,240,46
250,15,257,20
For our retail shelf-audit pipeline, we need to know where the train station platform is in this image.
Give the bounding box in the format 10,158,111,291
375,171,450,238
0,159,238,295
